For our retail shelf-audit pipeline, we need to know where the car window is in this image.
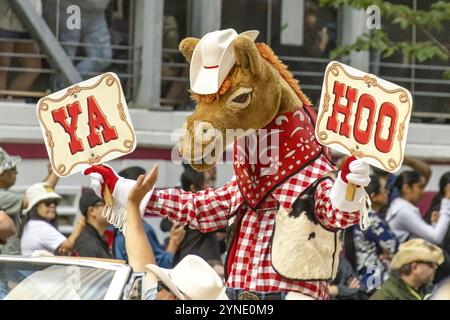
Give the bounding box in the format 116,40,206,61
0,261,115,300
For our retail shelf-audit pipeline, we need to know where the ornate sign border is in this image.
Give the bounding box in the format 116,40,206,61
37,73,135,176
315,62,412,172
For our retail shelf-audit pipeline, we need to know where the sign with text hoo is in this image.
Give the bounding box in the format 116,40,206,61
315,61,412,173
37,73,136,177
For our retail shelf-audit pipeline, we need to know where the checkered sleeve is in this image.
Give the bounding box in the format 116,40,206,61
314,178,360,229
144,178,238,233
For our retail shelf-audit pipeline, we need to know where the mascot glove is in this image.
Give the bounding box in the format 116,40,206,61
83,164,153,217
330,156,371,213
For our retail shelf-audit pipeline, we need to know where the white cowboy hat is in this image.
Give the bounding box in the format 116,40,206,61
22,182,62,214
190,28,259,94
145,254,225,300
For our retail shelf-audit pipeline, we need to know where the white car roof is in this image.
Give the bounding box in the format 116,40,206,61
0,255,132,300
0,255,129,270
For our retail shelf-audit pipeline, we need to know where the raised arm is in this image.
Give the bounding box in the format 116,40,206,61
125,166,160,297
56,215,85,255
125,166,158,273
44,163,59,189
144,177,238,233
403,156,432,185
0,210,16,244
399,198,450,245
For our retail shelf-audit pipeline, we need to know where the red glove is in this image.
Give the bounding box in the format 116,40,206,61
83,164,119,197
340,156,357,183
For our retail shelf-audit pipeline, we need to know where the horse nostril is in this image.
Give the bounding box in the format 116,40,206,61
195,122,215,142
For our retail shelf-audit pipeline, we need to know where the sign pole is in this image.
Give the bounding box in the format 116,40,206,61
345,183,357,201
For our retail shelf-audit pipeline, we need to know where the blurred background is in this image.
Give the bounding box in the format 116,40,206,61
0,0,449,237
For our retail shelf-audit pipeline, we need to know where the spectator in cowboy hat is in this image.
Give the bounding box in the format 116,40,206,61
144,254,226,300
371,239,444,300
0,147,22,254
123,165,226,300
19,182,84,256
0,147,60,255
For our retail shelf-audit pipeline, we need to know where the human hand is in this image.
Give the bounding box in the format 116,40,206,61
347,277,360,289
56,242,72,256
128,165,159,205
328,285,339,296
431,210,440,224
169,224,186,246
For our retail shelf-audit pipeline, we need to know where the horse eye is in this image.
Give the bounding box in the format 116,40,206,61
232,93,250,103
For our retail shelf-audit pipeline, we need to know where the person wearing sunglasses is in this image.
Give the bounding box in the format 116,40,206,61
0,148,59,255
371,239,444,300
19,182,85,256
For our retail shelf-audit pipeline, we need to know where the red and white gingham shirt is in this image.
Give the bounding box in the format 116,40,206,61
144,154,361,299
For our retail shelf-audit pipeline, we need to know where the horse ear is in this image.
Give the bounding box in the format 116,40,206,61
232,35,261,75
179,37,200,63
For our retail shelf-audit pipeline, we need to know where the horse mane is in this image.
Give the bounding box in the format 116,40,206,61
255,43,311,106
190,42,311,106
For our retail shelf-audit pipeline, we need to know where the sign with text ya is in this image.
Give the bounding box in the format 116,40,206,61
315,62,412,172
37,73,136,177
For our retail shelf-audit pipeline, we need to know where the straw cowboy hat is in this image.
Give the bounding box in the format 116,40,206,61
0,147,21,176
145,254,226,300
22,182,62,214
390,238,444,270
190,28,259,94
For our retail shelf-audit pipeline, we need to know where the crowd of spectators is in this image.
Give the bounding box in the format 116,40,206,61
1,144,450,300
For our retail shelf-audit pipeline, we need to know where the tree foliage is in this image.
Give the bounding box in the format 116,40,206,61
319,0,450,78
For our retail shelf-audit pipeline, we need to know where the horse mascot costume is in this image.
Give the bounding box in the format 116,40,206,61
84,29,371,300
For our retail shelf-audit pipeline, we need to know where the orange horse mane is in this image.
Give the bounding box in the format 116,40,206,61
190,42,311,106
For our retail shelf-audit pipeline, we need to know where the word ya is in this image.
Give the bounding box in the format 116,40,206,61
52,95,118,155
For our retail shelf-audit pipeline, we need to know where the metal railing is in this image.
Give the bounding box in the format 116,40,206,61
371,61,450,120
158,52,346,110
0,2,140,103
160,47,191,110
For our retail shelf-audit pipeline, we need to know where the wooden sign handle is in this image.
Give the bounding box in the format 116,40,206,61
103,185,114,207
345,182,356,201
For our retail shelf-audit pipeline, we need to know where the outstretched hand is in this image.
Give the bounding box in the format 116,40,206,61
128,165,159,205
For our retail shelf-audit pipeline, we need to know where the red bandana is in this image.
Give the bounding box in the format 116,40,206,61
233,106,329,210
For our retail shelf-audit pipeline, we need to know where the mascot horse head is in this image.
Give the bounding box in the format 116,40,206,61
178,29,312,172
